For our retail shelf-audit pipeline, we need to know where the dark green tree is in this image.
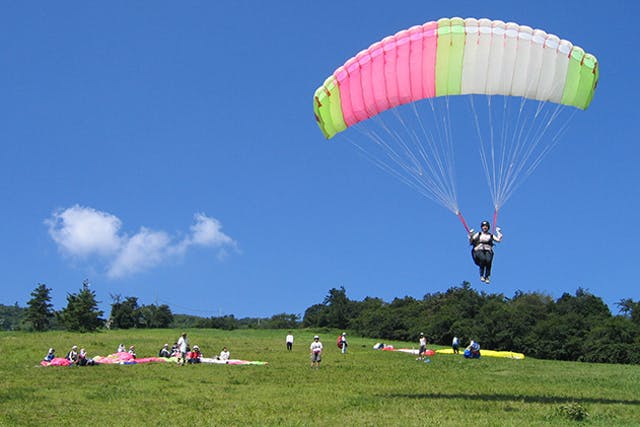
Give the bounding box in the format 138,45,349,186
582,316,640,364
25,283,55,331
302,303,327,327
196,314,238,330
474,295,512,349
109,295,141,329
139,304,173,328
505,291,553,352
349,297,387,336
617,298,640,325
529,288,611,361
0,303,26,331
57,280,104,332
263,313,300,329
322,286,352,329
421,282,484,345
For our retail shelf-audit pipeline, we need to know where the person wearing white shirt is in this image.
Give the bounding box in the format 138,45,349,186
310,335,323,367
177,332,188,365
418,333,427,360
219,347,230,361
286,332,294,351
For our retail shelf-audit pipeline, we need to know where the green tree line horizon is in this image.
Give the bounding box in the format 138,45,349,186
2,280,639,364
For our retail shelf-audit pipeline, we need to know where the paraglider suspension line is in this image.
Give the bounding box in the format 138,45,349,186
456,211,471,233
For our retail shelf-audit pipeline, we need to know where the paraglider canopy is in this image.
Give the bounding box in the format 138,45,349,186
313,17,598,230
314,17,598,139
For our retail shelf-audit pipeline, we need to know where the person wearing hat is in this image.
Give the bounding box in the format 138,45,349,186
158,343,171,358
43,348,56,362
188,345,203,364
177,332,189,365
339,332,348,354
128,345,137,359
310,335,323,367
65,345,79,364
418,333,427,360
468,220,503,283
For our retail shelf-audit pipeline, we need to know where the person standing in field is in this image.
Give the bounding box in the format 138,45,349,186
339,332,348,354
286,331,294,351
310,335,323,368
177,332,189,365
418,333,427,360
452,336,460,354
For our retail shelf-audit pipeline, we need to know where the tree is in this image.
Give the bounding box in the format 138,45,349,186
57,280,104,332
582,317,640,364
617,298,640,325
109,295,141,329
25,283,55,331
322,287,352,329
0,303,26,331
302,303,327,328
263,313,300,329
139,304,173,328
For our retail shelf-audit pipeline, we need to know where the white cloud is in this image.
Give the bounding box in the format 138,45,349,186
189,213,236,246
46,206,238,278
46,205,122,257
107,228,171,278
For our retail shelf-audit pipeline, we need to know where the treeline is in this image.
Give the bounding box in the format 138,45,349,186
301,283,640,364
6,280,640,364
4,280,299,332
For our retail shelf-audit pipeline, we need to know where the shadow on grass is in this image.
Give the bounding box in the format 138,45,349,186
383,392,640,406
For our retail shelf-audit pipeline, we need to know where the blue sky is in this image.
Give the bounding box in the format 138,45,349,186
1,1,637,319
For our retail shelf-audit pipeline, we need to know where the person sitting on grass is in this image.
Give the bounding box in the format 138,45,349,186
159,343,171,358
43,348,56,362
78,348,95,366
66,345,79,365
171,343,180,357
187,345,203,364
217,347,230,361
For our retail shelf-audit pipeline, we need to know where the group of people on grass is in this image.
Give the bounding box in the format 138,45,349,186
43,332,231,366
417,333,480,359
43,346,95,366
44,330,481,368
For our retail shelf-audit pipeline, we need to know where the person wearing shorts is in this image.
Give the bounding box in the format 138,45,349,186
310,335,323,367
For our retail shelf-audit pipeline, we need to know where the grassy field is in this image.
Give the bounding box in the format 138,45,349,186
1,329,639,426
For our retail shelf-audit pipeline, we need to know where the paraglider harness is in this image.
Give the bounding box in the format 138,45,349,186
470,232,494,251
470,232,495,269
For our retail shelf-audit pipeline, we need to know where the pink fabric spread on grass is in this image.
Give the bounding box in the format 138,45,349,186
40,357,71,367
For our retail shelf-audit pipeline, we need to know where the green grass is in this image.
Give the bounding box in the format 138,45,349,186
1,329,639,426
